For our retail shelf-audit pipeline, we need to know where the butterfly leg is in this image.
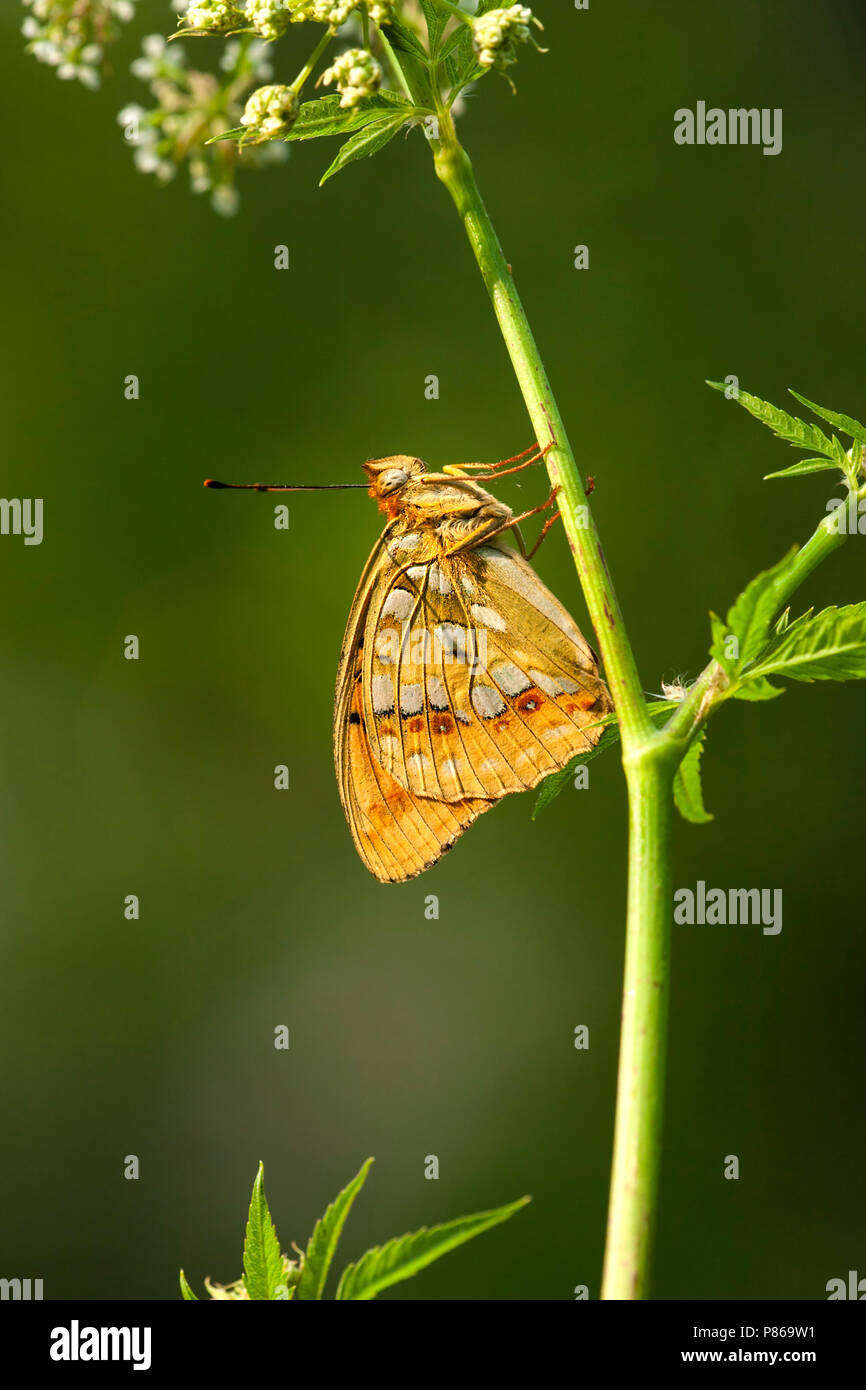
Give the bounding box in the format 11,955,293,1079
489,486,561,557
508,485,561,528
469,441,556,484
442,441,553,482
525,509,562,559
443,441,539,474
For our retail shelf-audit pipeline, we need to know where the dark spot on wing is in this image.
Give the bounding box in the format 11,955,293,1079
516,688,545,714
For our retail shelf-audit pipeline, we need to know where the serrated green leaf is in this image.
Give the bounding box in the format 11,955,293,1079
730,676,785,701
788,391,866,446
206,126,245,144
748,603,866,683
385,11,431,62
286,91,416,143
295,1158,373,1301
532,702,676,819
774,608,791,635
442,4,490,96
319,111,410,184
242,1162,284,1301
418,0,449,56
531,729,616,820
706,381,844,465
441,15,474,90
764,457,844,480
447,54,486,100
440,18,471,62
709,548,799,678
179,1269,199,1301
673,730,712,824
335,1196,529,1301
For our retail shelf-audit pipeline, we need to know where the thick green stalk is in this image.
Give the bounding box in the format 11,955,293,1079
601,752,675,1299
432,122,651,750
432,116,671,1299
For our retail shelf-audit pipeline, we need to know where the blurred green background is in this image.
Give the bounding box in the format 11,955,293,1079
1,0,864,1300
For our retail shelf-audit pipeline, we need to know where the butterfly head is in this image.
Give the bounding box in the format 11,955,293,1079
363,455,426,517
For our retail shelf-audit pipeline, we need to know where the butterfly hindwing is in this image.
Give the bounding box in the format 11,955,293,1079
363,537,612,802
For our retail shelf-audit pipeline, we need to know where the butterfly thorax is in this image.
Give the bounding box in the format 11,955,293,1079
364,456,514,558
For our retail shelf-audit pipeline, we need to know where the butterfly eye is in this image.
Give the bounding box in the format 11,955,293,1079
377,468,409,496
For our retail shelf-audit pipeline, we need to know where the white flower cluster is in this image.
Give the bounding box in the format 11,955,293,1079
244,0,291,41
119,33,285,217
321,46,381,107
179,0,245,34
289,1,357,27
472,4,538,71
240,82,300,139
21,0,136,88
189,0,393,44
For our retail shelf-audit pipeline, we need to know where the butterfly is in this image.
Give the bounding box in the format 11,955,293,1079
206,446,612,882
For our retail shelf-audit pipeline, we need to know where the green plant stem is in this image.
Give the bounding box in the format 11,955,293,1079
376,26,415,101
437,0,473,24
425,55,861,1303
291,27,334,94
432,119,650,749
431,113,672,1299
601,754,674,1299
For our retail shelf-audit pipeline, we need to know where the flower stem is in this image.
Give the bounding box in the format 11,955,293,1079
431,115,672,1299
422,60,861,1300
376,26,415,102
601,751,675,1299
432,119,651,749
290,27,334,94
437,0,473,25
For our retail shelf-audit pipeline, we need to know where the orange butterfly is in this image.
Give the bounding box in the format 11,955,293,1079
206,446,611,882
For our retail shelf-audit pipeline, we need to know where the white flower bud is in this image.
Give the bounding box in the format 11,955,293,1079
117,102,145,125
245,0,290,41
321,46,381,108
181,0,245,34
240,83,300,139
24,0,137,81
212,184,241,217
291,2,356,27
365,2,391,23
472,5,541,73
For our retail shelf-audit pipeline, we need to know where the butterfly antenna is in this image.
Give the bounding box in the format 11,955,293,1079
204,479,368,491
